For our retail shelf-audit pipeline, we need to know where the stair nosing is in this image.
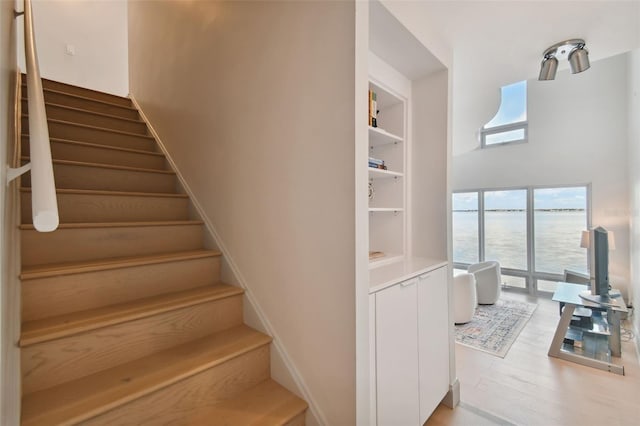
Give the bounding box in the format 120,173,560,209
21,157,175,175
21,326,271,426
20,284,244,347
19,220,203,230
21,115,155,140
22,99,147,125
22,134,164,157
20,249,221,280
20,187,188,199
22,84,136,111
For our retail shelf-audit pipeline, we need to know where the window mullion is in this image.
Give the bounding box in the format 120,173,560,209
478,191,485,263
527,187,536,296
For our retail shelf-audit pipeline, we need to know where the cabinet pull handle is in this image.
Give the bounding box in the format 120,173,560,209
420,274,431,280
401,280,416,287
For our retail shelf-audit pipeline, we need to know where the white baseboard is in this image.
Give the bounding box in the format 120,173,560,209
131,97,326,425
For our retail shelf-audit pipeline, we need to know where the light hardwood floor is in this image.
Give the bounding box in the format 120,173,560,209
428,291,640,425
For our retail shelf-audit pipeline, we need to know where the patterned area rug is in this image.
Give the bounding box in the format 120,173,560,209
455,298,537,358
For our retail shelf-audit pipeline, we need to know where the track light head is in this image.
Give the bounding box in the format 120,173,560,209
538,38,589,81
539,56,558,81
568,45,590,74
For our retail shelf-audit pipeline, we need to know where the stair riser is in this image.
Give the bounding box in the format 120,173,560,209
21,296,245,395
21,224,203,266
21,192,189,224
22,99,148,134
37,90,139,119
286,413,306,426
22,256,221,322
22,80,132,107
22,117,155,152
21,163,176,193
22,137,166,170
82,345,270,426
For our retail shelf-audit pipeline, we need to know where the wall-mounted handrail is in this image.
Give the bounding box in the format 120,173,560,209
9,0,59,232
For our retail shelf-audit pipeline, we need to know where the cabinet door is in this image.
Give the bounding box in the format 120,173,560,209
375,278,420,426
417,266,450,424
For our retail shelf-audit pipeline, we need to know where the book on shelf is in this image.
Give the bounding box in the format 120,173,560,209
368,163,387,170
368,156,386,170
368,89,378,128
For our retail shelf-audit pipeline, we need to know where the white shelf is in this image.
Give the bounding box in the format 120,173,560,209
369,207,404,213
369,253,404,268
369,126,403,147
368,168,403,179
368,76,406,278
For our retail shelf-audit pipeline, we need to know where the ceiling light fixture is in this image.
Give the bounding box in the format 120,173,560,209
538,38,590,81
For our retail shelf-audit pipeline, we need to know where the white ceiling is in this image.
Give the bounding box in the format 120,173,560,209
381,0,640,84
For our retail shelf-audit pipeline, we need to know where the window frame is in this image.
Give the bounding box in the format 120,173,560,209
452,184,591,296
481,120,528,148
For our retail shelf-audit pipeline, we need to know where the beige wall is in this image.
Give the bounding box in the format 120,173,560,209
1,0,20,423
128,1,356,424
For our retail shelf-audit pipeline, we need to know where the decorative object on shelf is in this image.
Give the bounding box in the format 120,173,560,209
539,38,590,81
369,251,385,260
455,298,537,358
368,181,375,200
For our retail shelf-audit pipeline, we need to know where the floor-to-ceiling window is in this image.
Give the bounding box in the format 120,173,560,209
533,186,589,292
453,185,590,295
452,192,479,265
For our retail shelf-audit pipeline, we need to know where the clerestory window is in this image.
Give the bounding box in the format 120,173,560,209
481,80,528,147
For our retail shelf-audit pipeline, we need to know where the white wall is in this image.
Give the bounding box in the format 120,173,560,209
412,69,448,260
18,0,128,96
628,48,640,338
128,2,355,424
452,53,631,298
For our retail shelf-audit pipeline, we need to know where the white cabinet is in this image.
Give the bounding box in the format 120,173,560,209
371,265,449,426
417,267,450,423
375,277,419,426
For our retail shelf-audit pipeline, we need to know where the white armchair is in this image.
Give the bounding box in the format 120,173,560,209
468,261,501,305
453,273,477,324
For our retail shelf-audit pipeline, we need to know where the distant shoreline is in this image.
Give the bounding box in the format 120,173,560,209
453,209,586,212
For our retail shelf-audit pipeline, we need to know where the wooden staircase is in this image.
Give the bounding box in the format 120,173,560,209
18,76,307,425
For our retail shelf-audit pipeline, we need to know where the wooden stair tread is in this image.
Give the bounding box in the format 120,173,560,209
21,157,175,174
21,325,271,426
22,99,145,124
22,84,137,111
22,115,154,139
188,379,308,425
22,134,165,157
20,220,202,231
20,187,188,199
21,75,133,106
20,249,220,280
20,283,243,347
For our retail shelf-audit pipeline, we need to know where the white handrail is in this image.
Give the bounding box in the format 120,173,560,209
21,0,59,232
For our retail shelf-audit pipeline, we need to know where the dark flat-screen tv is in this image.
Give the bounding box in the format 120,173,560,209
590,227,609,298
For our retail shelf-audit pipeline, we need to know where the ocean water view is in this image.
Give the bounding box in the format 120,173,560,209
453,210,588,276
